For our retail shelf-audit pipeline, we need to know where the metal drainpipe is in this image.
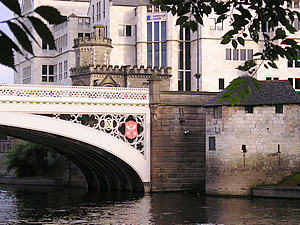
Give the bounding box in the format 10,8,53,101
196,23,200,91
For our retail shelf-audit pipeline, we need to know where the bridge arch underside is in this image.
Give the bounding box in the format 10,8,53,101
0,125,144,193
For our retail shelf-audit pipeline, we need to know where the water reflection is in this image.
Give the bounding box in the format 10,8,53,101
1,184,300,224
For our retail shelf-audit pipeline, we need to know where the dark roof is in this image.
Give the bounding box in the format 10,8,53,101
205,79,300,107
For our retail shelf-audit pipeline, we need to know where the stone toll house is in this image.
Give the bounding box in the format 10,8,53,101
205,79,300,195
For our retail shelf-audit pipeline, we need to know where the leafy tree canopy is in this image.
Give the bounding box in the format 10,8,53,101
5,141,55,177
0,0,66,70
153,0,300,105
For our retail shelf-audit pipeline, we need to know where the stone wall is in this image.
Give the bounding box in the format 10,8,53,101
206,105,300,196
149,76,217,192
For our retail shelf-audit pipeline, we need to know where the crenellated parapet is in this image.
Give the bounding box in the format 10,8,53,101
73,36,112,48
70,65,172,79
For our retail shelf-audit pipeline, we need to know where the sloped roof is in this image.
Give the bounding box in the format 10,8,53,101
205,79,300,107
112,0,151,6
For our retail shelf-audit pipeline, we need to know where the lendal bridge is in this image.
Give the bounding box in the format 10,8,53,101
0,79,216,193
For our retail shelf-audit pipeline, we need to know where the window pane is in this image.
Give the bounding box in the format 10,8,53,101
295,78,300,89
42,76,47,82
161,42,167,68
49,65,54,75
216,21,223,30
275,104,283,113
78,33,83,38
185,42,191,70
179,27,183,40
185,71,191,91
288,61,293,67
245,105,253,113
147,23,152,42
226,49,231,60
219,78,224,90
147,5,152,12
288,78,293,86
233,49,239,60
209,137,216,151
154,42,159,67
185,27,190,41
147,43,152,66
154,22,159,41
42,65,47,75
161,21,166,41
178,71,183,91
247,49,253,60
240,49,246,61
49,76,54,82
210,18,216,30
119,25,124,36
126,25,131,36
179,42,183,69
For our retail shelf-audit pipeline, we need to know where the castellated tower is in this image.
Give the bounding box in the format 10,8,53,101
71,25,172,88
73,25,112,67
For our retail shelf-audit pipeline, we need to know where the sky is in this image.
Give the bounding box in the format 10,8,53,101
0,3,16,84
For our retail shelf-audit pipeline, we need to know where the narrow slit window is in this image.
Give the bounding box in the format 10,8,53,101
209,137,216,151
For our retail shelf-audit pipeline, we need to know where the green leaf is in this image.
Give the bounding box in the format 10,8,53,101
0,35,15,70
251,77,260,89
229,96,235,106
17,19,40,47
221,36,231,44
245,86,251,96
232,39,238,49
0,0,21,16
237,37,245,46
267,61,278,69
281,38,297,46
235,94,241,105
176,16,189,25
28,16,56,50
0,31,22,55
35,6,67,25
7,21,33,55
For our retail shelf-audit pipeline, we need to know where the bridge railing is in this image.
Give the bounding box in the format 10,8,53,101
0,84,149,105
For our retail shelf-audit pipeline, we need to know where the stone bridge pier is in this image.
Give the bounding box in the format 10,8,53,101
148,75,216,192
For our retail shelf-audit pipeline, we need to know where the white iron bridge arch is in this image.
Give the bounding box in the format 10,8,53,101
0,84,150,192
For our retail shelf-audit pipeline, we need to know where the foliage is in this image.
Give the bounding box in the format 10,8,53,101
278,172,300,186
153,0,300,105
5,141,54,177
0,0,66,70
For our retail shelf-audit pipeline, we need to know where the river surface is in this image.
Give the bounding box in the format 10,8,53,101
0,184,300,224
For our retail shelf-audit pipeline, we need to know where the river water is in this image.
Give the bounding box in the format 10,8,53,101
0,184,300,225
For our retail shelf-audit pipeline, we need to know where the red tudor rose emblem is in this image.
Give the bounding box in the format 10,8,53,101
125,121,139,140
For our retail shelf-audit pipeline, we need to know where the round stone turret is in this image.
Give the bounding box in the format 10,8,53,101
73,25,113,67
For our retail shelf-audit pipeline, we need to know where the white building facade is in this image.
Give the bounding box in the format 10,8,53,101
15,0,300,92
14,0,90,85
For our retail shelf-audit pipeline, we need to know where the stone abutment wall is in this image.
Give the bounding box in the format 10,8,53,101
149,76,217,192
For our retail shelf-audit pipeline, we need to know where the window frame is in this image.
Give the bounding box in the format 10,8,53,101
245,105,254,113
275,104,283,114
209,137,216,151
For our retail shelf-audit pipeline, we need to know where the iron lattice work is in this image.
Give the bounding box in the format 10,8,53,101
53,114,145,155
